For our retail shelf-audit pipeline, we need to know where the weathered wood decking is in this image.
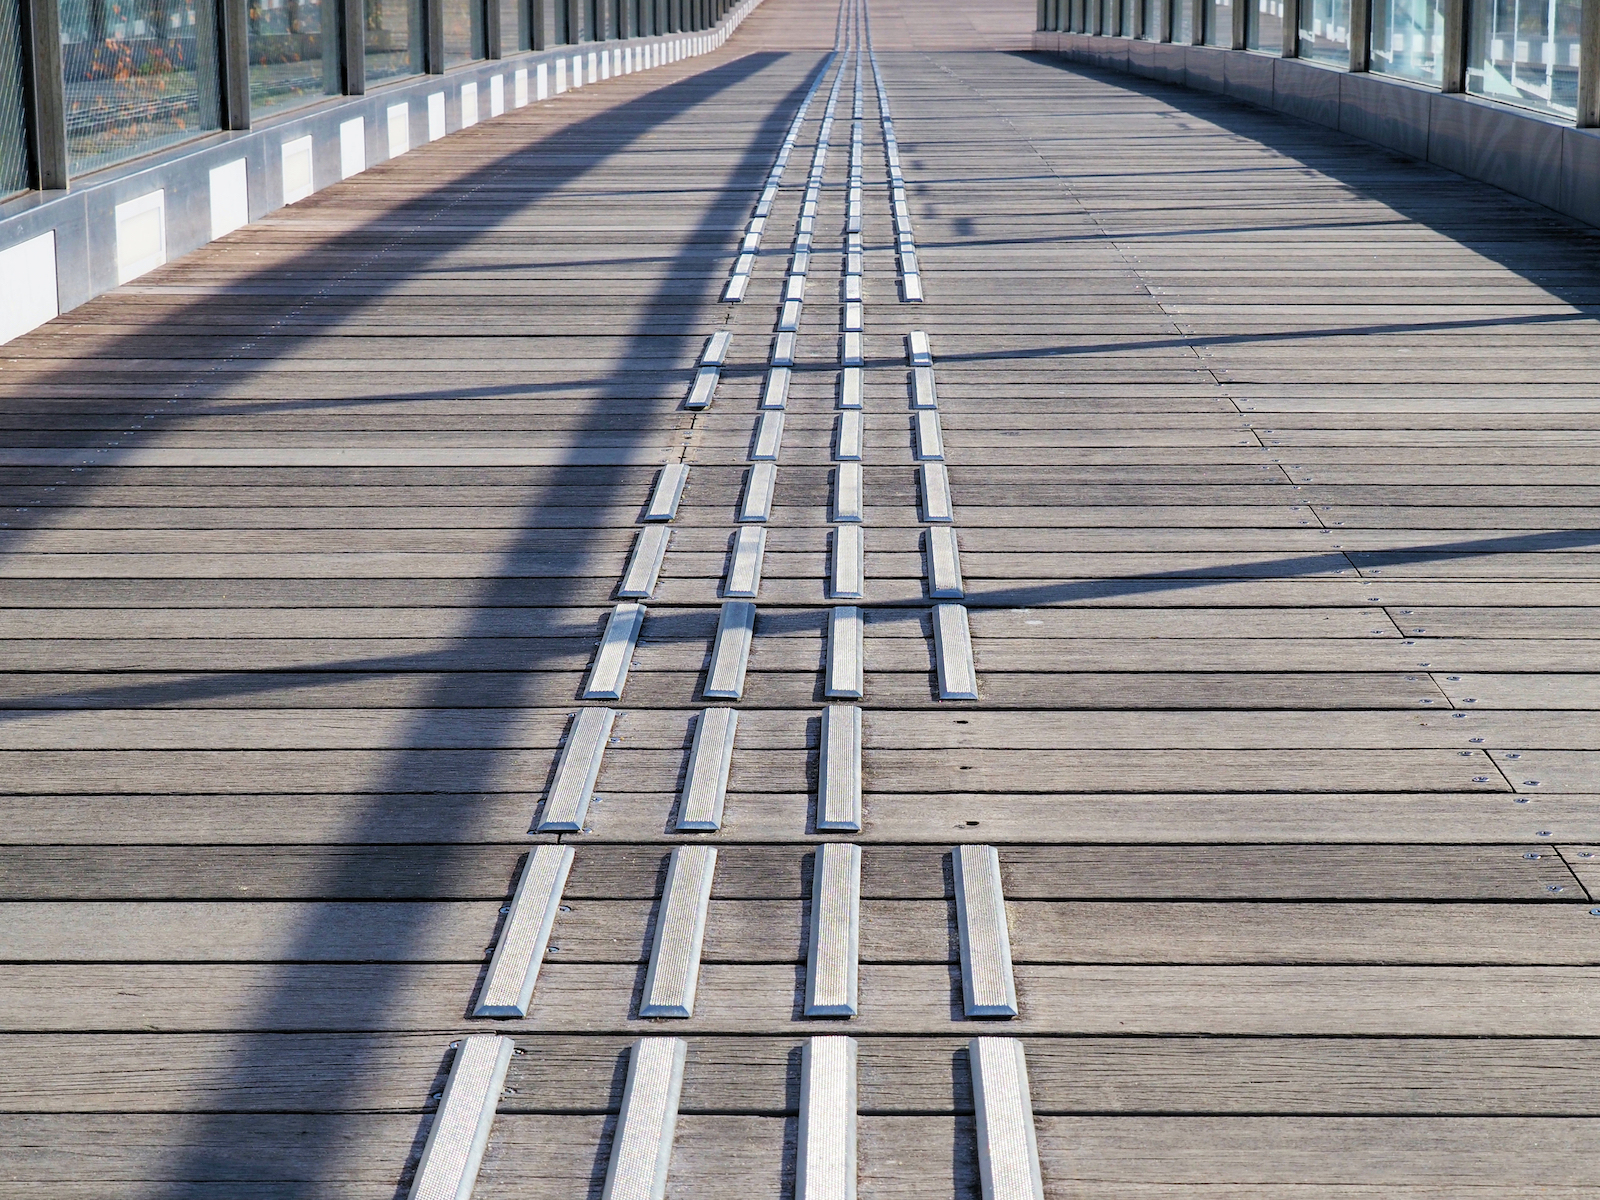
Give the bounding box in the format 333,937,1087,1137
4,0,1600,1192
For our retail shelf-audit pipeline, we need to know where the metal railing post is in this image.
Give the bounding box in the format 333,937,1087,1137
18,0,67,187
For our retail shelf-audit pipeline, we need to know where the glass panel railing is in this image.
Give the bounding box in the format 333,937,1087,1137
1204,0,1231,44
1247,0,1282,50
1467,0,1582,118
248,0,339,119
57,0,222,175
444,0,485,64
1297,0,1350,63
0,0,30,196
1370,0,1445,84
364,0,421,82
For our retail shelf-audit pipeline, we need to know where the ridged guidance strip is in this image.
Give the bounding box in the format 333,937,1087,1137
762,366,792,409
678,707,737,830
585,603,645,700
926,526,964,599
805,842,861,1016
640,845,717,1017
475,845,574,1016
601,1037,688,1200
705,600,756,699
954,844,1018,1018
833,461,863,522
817,704,862,831
826,605,864,699
406,1034,514,1200
538,706,615,831
907,330,932,366
618,525,671,598
831,525,864,600
797,1035,858,1200
724,526,767,598
932,602,977,701
920,463,953,522
752,410,785,460
835,411,862,461
740,462,777,522
970,1037,1043,1200
911,366,937,409
644,464,688,521
915,409,944,460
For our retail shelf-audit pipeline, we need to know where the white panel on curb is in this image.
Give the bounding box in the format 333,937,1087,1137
572,54,583,86
114,190,166,284
954,845,1018,1018
555,58,567,92
932,603,978,701
970,1038,1043,1200
537,61,550,99
538,706,615,832
475,844,575,1016
830,525,863,600
739,462,776,523
339,117,365,179
926,526,964,599
387,103,410,157
915,409,944,461
724,526,766,599
833,461,862,523
920,463,953,523
428,91,447,139
601,1038,687,1200
644,463,689,521
588,51,598,82
618,525,671,599
805,843,861,1017
640,845,716,1017
406,1034,515,1200
515,67,529,106
208,159,249,239
798,1035,857,1200
834,411,861,461
825,606,863,699
462,81,479,127
585,602,646,700
761,367,791,410
0,232,58,345
704,600,756,699
281,136,314,203
677,707,737,831
817,704,861,831
490,74,505,116
751,410,784,461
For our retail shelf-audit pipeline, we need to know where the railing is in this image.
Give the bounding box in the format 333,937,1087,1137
1033,0,1600,231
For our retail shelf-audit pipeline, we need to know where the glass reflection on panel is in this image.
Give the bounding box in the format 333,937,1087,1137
1172,0,1192,42
1467,0,1581,116
500,0,523,49
1247,0,1281,50
56,0,221,175
1296,0,1349,62
1204,0,1231,44
1143,0,1161,37
444,0,484,63
1369,0,1444,83
364,0,421,82
1121,0,1133,36
0,0,29,195
249,0,339,119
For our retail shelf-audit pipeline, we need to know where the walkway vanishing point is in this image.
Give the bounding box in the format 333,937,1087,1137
5,0,1600,1193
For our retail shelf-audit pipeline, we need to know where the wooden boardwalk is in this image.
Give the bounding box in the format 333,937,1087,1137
4,0,1600,1191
